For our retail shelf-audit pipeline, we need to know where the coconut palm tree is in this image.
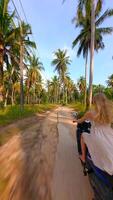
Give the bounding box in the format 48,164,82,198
3,63,18,106
107,74,113,88
64,75,75,104
77,76,86,103
26,55,44,104
50,76,59,103
51,49,71,103
89,0,95,108
92,84,105,96
0,0,17,101
16,22,36,108
35,81,43,104
46,80,51,103
73,0,113,107
0,0,36,106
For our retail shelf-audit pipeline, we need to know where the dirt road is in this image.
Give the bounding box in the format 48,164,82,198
0,110,58,200
52,107,93,200
0,107,93,200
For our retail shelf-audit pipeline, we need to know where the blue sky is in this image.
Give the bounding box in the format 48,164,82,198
12,0,113,86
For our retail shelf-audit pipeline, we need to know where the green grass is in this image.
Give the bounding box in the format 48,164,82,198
67,102,85,112
0,104,57,126
67,102,86,118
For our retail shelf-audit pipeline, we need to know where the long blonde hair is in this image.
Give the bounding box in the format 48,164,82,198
93,93,113,124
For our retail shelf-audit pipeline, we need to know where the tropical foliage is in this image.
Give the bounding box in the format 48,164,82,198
0,0,44,107
51,49,71,104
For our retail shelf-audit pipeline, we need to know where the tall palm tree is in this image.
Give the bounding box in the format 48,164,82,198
64,75,75,104
50,76,59,103
17,22,36,109
46,80,51,103
3,63,19,106
77,76,85,98
26,55,44,104
89,0,95,108
0,0,36,106
51,49,71,103
0,0,17,101
77,76,85,100
73,0,113,107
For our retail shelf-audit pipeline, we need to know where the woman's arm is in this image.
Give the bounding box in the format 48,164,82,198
76,111,94,124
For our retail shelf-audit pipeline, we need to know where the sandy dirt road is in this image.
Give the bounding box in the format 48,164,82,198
0,110,58,200
0,107,93,200
52,107,93,200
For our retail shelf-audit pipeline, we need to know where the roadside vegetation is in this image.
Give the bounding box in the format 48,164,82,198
0,104,57,126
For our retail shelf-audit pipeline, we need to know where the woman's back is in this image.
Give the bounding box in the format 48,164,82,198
83,121,113,175
78,93,113,175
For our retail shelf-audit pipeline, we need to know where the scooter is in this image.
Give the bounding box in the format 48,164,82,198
73,113,113,200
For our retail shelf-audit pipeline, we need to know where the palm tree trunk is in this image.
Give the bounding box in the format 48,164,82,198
34,85,36,104
4,90,9,107
0,44,4,102
63,85,65,104
11,88,14,105
27,87,30,104
27,92,30,104
65,88,68,104
20,24,24,110
58,85,60,104
55,87,57,103
88,0,95,108
84,53,88,108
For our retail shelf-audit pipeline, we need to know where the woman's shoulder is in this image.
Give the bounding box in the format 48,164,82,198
85,110,96,120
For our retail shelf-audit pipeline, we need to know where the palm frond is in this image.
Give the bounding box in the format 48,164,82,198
95,0,102,18
96,9,113,26
3,0,9,16
77,41,85,57
72,31,85,48
98,27,113,35
24,40,36,49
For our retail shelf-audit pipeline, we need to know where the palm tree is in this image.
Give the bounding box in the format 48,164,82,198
50,76,59,103
92,84,105,96
12,82,20,104
51,49,71,103
46,80,51,103
0,0,17,101
89,0,95,108
26,55,44,104
64,75,75,104
35,81,43,104
77,76,85,103
17,22,36,109
73,0,113,107
3,63,18,106
0,0,36,107
107,74,113,88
